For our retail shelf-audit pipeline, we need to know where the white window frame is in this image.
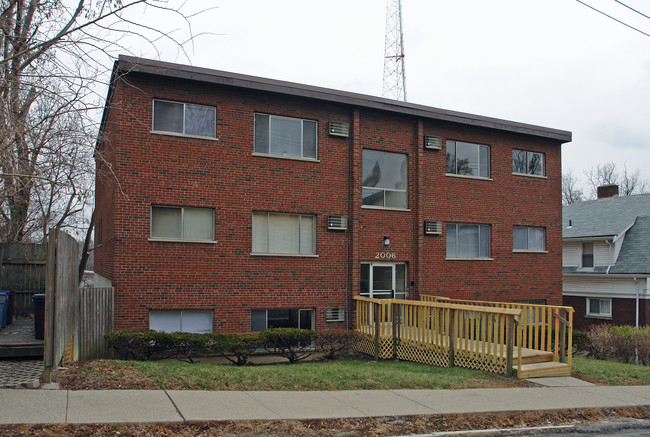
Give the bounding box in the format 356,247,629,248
152,99,217,139
446,223,491,259
446,140,491,179
254,113,318,160
586,298,612,318
150,205,215,242
149,310,213,333
361,149,409,210
513,226,546,252
512,149,545,176
251,308,315,331
252,212,316,256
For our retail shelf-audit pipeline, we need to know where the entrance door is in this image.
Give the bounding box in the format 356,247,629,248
360,263,407,299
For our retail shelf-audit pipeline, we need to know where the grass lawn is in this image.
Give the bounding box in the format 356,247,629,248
57,357,650,390
571,357,650,386
57,359,531,391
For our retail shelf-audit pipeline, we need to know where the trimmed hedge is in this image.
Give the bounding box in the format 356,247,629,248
261,328,318,363
316,328,361,360
211,332,262,366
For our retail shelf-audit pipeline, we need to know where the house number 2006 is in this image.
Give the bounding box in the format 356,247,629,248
375,252,396,260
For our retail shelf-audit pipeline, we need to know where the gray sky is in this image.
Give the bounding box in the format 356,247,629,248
122,0,650,194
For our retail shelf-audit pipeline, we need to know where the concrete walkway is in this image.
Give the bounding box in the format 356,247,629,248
0,383,649,425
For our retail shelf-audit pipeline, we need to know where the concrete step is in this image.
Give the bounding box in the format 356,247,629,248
517,361,571,379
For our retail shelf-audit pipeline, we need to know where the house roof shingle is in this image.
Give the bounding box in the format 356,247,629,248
562,193,650,239
609,216,650,274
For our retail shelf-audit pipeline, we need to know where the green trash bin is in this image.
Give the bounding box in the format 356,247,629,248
32,293,45,340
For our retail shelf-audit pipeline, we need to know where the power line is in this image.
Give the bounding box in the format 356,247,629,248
614,0,650,21
575,0,650,38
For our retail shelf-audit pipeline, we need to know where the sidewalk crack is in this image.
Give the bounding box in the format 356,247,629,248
164,390,186,421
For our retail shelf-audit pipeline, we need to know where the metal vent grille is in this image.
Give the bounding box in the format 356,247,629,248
424,135,442,150
424,220,442,235
329,121,350,138
326,307,345,322
328,215,347,231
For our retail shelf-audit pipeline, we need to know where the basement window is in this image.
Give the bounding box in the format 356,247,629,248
149,310,213,333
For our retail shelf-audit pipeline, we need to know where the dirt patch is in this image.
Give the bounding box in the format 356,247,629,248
1,407,649,436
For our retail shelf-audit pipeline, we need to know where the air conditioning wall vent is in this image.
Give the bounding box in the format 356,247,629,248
424,135,442,150
326,307,345,322
329,121,350,138
424,220,443,235
328,215,348,231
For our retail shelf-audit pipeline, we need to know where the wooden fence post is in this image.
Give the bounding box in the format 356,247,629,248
448,309,456,368
506,315,514,377
373,302,380,361
391,302,398,359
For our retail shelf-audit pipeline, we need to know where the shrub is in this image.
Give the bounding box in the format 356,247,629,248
571,330,590,352
104,329,174,361
210,332,262,366
316,328,361,360
261,328,318,363
587,324,615,361
587,324,650,365
167,332,212,363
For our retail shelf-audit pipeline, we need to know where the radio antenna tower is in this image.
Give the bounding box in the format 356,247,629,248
382,0,407,101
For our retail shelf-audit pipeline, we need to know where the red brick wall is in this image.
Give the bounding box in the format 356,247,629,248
563,295,648,330
95,71,565,332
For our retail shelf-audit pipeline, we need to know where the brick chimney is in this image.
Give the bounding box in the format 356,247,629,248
597,184,619,199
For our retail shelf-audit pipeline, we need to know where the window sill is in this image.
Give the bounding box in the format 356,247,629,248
361,205,411,212
148,238,218,245
512,172,547,179
585,314,612,320
251,253,319,258
512,249,548,254
445,174,492,182
446,257,494,261
252,152,320,163
150,130,219,141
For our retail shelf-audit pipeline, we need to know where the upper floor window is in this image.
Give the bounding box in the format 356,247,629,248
252,212,315,255
446,223,491,259
362,149,408,209
254,114,317,159
513,226,546,251
151,206,214,241
581,242,594,268
446,140,490,178
513,149,545,176
152,100,216,138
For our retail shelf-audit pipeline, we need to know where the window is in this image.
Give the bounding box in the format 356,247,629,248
582,242,594,268
446,140,490,178
586,298,611,318
152,100,216,138
151,206,214,241
513,226,546,251
513,149,545,176
254,113,317,159
252,212,315,255
251,309,314,331
149,310,213,333
362,149,408,209
446,223,491,258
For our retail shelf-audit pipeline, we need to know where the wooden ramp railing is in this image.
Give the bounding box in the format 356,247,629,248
420,295,575,370
354,296,521,376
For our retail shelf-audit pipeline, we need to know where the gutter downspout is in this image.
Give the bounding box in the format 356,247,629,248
345,110,353,331
634,277,639,329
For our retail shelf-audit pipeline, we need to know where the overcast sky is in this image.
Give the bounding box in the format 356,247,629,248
120,0,650,195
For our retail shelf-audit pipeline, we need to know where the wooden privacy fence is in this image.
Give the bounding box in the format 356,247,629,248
0,243,47,315
354,296,521,376
77,287,114,361
421,295,575,369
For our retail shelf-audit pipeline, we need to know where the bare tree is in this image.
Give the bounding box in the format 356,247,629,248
0,0,213,245
562,170,584,205
584,162,648,199
620,163,648,196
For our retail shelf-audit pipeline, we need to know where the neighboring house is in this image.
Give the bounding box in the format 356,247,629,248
94,55,571,334
562,186,650,329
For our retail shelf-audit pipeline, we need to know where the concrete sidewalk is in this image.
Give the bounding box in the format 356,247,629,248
0,384,649,425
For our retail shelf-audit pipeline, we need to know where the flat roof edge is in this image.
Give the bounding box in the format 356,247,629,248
116,55,572,143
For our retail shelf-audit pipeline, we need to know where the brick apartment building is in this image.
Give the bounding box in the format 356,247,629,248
94,55,572,334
